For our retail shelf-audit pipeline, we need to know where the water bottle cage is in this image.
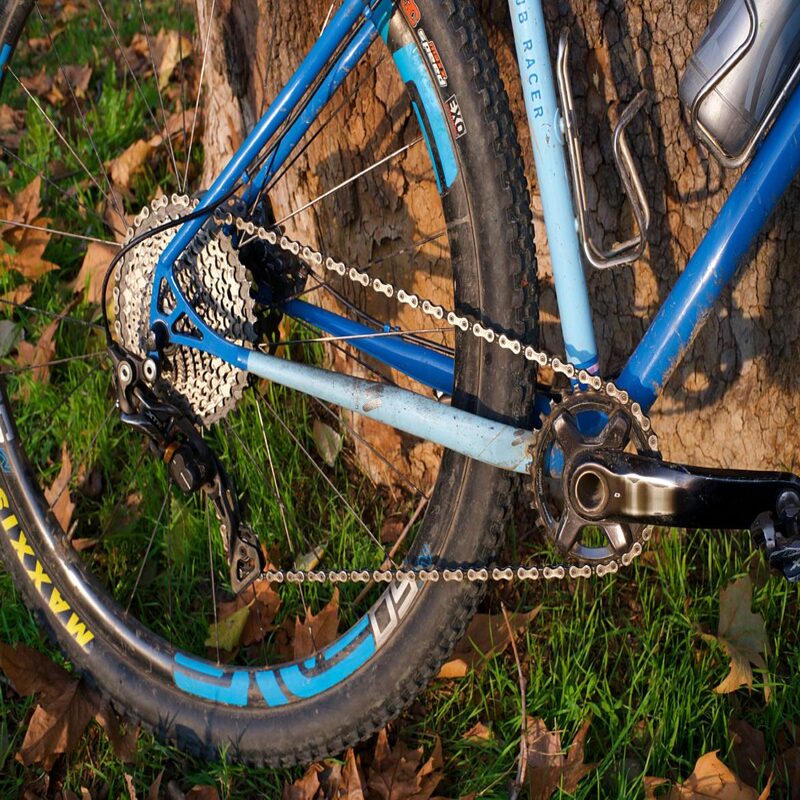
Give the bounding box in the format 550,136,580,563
555,30,651,270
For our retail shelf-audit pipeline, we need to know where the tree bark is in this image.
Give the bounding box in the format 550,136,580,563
198,0,800,481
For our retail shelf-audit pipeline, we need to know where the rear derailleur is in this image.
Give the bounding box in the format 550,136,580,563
108,343,264,594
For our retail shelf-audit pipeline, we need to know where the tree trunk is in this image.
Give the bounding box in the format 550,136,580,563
198,0,800,481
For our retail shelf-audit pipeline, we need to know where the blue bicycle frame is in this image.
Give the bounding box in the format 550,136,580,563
148,0,800,474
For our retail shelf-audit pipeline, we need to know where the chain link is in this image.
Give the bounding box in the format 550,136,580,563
214,205,659,585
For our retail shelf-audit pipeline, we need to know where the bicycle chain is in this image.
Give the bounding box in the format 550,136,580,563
208,202,660,585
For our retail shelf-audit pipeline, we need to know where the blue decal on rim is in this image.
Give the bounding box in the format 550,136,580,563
393,42,458,190
173,653,250,706
0,43,12,70
0,448,9,474
279,636,376,699
172,615,375,706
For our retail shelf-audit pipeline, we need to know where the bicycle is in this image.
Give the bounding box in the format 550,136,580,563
0,0,798,768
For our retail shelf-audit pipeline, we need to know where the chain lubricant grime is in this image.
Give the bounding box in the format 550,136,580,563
117,197,663,587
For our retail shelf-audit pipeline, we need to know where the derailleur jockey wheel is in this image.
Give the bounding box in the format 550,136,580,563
531,389,659,566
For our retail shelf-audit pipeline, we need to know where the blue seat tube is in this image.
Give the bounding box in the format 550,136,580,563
618,82,800,412
149,0,370,342
508,0,599,374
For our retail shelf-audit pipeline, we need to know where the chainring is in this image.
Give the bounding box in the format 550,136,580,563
531,389,654,566
113,194,257,425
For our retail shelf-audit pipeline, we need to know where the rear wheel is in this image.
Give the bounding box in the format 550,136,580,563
0,0,537,764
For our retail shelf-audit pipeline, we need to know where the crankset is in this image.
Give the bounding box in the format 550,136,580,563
543,404,800,581
109,344,264,593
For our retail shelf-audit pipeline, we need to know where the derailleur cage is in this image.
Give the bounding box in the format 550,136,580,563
109,344,264,593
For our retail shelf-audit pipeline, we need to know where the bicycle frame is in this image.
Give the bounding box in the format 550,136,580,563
147,0,800,474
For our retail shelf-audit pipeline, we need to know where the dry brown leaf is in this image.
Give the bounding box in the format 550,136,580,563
185,787,221,800
380,515,405,544
665,751,766,799
70,242,116,305
147,770,165,800
44,441,75,533
701,576,769,701
437,606,541,678
0,103,25,148
366,730,444,800
17,677,97,770
108,139,153,189
341,748,366,799
95,703,140,763
210,579,282,655
773,744,800,799
462,721,491,742
525,718,596,800
2,282,33,305
282,763,323,800
730,719,767,791
15,315,59,391
152,29,193,88
644,776,670,799
60,65,92,98
293,588,340,661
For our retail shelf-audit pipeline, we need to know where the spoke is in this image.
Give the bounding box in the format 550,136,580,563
271,326,454,348
2,352,106,376
136,0,181,186
34,4,126,225
273,138,423,227
0,144,126,240
184,0,218,189
313,398,429,500
47,403,116,516
253,399,311,619
8,67,126,227
0,218,120,247
256,1,280,120
260,394,388,558
126,481,171,614
95,0,181,189
206,501,221,664
0,298,104,330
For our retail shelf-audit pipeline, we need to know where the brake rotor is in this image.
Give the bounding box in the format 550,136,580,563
112,194,257,425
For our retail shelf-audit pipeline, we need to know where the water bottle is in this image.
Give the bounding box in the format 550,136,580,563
679,0,800,162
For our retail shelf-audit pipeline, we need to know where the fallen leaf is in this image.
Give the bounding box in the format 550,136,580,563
525,718,596,800
15,316,58,387
665,751,766,799
730,719,767,790
0,104,25,148
107,139,153,189
204,603,251,652
186,787,221,800
2,282,34,305
282,763,323,800
60,65,92,99
644,776,670,799
438,606,541,678
44,441,76,533
210,579,281,653
380,515,405,544
773,744,800,799
340,748,366,799
70,242,116,305
312,419,342,468
124,773,137,800
366,730,443,800
0,318,22,357
95,703,140,763
152,29,193,89
701,576,769,701
293,589,340,661
462,721,491,742
147,770,164,800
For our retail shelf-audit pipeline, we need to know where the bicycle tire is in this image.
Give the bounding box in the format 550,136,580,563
0,0,537,765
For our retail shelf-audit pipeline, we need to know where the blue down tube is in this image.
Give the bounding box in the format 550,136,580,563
618,82,800,412
285,300,454,395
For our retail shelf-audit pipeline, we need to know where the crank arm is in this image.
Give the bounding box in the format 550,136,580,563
567,449,800,531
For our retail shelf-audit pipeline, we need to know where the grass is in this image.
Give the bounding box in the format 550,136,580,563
0,2,799,798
